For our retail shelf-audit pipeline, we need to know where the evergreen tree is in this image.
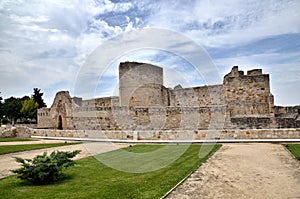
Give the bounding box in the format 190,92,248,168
32,88,47,108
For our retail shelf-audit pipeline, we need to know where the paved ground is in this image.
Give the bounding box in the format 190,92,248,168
168,143,300,199
0,140,128,179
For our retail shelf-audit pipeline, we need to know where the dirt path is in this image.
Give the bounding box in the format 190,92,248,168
167,143,300,199
0,141,128,179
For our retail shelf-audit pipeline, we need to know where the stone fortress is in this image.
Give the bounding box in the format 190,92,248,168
36,62,300,140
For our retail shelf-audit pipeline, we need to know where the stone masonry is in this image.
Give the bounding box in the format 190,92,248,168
37,62,300,132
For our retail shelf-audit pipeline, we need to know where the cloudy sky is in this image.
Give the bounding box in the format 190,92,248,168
0,0,299,106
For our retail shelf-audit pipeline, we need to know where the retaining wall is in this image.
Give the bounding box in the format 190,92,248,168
29,128,300,140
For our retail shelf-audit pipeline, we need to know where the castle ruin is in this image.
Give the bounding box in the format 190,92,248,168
37,62,300,139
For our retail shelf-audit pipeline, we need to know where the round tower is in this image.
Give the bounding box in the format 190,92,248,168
119,62,166,107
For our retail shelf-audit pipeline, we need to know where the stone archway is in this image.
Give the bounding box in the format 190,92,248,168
58,115,63,130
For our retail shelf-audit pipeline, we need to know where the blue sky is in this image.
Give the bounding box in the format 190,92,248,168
0,0,299,106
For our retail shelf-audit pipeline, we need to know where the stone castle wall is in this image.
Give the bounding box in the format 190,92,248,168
274,106,300,128
224,66,274,116
37,62,300,134
169,84,225,107
38,91,74,129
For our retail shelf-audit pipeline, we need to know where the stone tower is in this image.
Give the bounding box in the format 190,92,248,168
119,61,168,107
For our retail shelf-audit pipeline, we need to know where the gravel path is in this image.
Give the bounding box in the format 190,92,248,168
0,140,128,179
167,143,300,199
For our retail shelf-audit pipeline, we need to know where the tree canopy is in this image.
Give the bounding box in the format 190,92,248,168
20,99,39,120
0,88,46,124
32,88,46,108
2,97,23,123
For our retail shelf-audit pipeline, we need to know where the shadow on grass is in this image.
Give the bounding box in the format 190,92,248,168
14,173,77,187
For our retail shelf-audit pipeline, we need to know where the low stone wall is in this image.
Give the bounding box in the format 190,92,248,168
15,124,38,129
29,128,300,140
0,126,31,138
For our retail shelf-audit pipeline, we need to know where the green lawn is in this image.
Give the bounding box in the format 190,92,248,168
284,144,300,160
0,138,38,142
0,144,221,199
0,142,81,155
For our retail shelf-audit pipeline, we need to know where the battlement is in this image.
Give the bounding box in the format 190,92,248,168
224,66,244,78
224,66,265,79
247,69,262,76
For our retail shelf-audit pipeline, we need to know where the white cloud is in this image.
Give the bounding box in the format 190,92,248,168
90,0,133,15
0,0,137,105
72,28,220,100
148,0,300,48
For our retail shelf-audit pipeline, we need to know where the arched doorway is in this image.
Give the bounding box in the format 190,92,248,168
58,115,63,130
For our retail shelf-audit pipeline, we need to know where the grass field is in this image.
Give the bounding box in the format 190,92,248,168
0,138,38,142
284,144,300,160
0,144,221,199
0,142,81,155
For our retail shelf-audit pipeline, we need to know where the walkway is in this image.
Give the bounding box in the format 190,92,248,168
167,143,300,199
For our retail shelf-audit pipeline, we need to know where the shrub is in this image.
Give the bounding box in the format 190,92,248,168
23,119,30,124
11,150,81,184
1,118,9,125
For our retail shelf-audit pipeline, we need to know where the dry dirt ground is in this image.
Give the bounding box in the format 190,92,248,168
0,140,128,179
168,143,300,199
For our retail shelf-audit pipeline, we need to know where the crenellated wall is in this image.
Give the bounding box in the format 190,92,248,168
222,66,278,129
37,63,300,133
223,66,273,116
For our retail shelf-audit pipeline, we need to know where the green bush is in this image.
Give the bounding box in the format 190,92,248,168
23,119,30,124
11,150,81,184
1,117,9,124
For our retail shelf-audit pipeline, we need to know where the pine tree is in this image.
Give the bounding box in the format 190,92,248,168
32,88,47,108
